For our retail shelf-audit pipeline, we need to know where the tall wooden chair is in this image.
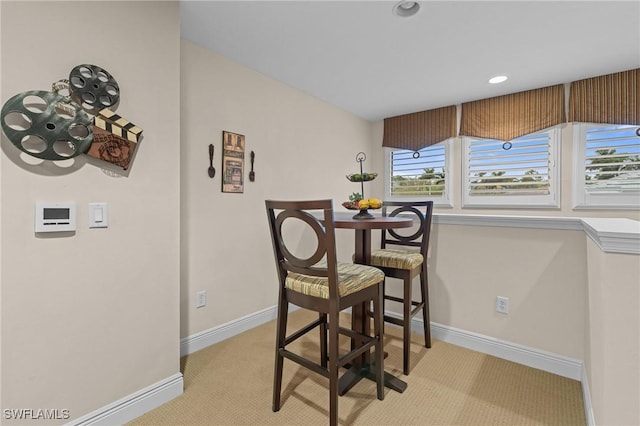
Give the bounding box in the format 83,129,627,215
368,201,434,375
265,199,385,426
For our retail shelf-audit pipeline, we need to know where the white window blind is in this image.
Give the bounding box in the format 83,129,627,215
573,124,640,209
462,129,559,208
384,142,451,205
584,125,640,192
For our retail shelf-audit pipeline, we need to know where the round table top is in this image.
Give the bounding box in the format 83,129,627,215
331,211,413,230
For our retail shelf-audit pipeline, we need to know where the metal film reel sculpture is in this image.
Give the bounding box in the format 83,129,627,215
1,63,143,169
69,64,120,114
1,90,93,161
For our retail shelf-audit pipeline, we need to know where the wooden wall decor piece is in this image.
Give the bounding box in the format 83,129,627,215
221,131,245,193
87,108,143,170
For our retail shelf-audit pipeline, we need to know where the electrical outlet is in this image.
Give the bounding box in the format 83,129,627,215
496,296,509,314
196,290,207,308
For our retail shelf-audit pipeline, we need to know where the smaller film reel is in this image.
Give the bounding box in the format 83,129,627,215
1,90,93,160
69,64,120,113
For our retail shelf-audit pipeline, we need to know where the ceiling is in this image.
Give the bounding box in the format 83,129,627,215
180,1,640,122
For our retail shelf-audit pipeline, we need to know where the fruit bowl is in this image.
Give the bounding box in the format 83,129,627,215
342,201,360,210
346,173,377,182
342,200,382,210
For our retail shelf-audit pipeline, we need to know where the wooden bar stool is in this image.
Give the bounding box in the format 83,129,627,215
265,199,385,426
368,201,434,375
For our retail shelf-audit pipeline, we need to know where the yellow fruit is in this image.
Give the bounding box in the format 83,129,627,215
358,200,370,210
368,198,382,209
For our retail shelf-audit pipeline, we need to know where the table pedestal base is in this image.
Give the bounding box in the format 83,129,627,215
338,363,407,396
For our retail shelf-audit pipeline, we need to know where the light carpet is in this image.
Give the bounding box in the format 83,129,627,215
129,309,585,425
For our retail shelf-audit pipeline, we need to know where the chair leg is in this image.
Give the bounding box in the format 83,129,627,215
272,300,288,412
420,269,432,348
373,286,385,400
402,277,412,375
381,279,386,336
328,312,340,426
319,313,328,368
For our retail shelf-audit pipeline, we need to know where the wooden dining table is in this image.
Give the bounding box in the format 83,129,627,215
322,211,413,395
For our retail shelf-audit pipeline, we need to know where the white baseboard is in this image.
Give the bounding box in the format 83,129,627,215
428,320,583,380
181,305,281,356
68,373,183,426
383,311,585,381
581,364,595,426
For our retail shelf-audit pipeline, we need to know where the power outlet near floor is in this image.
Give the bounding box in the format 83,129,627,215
496,296,509,314
196,290,207,308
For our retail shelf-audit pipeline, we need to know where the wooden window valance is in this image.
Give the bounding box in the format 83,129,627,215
459,84,566,141
568,68,639,125
382,105,457,151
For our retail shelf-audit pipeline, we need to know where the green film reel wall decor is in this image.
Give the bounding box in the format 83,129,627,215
68,64,120,114
1,90,93,161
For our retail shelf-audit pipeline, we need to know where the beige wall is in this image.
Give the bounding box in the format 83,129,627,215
585,240,640,426
1,1,181,424
1,2,638,425
178,41,589,360
180,33,639,426
428,224,587,359
180,40,374,337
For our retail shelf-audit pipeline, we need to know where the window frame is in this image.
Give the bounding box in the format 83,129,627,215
572,123,640,210
383,139,453,207
461,127,561,209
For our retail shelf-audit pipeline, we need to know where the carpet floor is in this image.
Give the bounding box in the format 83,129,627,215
128,309,585,425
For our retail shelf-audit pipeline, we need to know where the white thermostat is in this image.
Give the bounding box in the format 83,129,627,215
35,202,76,233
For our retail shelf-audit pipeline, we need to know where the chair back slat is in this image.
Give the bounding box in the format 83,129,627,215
380,201,434,256
384,240,422,248
266,199,339,298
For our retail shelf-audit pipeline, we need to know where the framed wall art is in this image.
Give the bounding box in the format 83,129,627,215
221,131,245,193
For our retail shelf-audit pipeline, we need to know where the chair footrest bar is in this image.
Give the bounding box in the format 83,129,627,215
338,326,369,341
338,338,377,367
384,315,404,326
384,295,403,304
280,348,329,378
410,304,424,317
284,319,322,345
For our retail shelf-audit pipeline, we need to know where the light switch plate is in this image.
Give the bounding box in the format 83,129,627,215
89,202,108,228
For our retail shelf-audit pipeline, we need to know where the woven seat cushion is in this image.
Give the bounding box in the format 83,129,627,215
369,248,423,270
286,262,384,299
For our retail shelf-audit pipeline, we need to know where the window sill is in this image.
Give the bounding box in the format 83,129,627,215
433,214,640,255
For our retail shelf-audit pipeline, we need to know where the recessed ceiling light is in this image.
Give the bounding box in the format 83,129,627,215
393,1,420,17
489,75,508,84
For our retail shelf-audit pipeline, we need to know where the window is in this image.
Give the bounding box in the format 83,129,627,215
573,124,640,209
384,140,451,206
462,128,560,208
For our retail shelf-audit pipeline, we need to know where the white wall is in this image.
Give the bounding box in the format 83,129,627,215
1,1,181,424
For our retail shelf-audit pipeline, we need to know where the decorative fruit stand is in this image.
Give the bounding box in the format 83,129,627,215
343,152,382,219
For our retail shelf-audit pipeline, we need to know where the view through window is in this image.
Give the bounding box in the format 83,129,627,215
386,142,449,205
462,129,560,208
574,124,640,208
